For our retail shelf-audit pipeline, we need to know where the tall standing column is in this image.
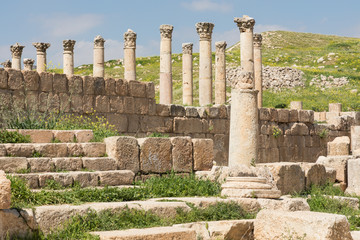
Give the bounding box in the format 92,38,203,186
63,40,76,76
23,58,35,71
182,43,193,105
229,16,258,167
32,42,50,73
253,33,263,108
159,25,174,104
215,41,227,105
10,43,25,70
196,22,214,106
123,29,137,81
93,35,105,77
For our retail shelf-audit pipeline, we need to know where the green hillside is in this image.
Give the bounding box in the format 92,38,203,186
63,31,360,111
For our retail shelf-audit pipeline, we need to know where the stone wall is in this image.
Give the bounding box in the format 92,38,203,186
0,68,358,165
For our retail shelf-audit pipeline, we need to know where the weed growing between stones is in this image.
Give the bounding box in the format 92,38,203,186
0,130,30,143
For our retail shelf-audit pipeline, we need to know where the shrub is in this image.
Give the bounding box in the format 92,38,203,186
0,130,30,143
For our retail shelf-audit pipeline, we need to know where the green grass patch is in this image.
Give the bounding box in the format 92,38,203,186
0,130,30,143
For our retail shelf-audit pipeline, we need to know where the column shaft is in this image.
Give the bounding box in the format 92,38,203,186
33,43,50,73
182,43,193,105
215,41,227,105
10,43,24,70
159,25,173,104
93,35,105,77
123,29,137,81
253,34,263,108
63,40,76,76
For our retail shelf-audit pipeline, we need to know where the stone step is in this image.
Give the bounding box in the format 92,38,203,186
0,157,117,173
0,142,106,158
12,170,134,189
91,226,197,240
221,181,273,190
31,185,138,193
226,177,267,184
221,188,282,199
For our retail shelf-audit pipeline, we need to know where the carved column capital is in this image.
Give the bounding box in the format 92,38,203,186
234,15,255,33
230,71,254,89
124,29,137,48
196,22,214,41
215,41,227,53
10,43,25,58
1,60,11,68
253,33,262,47
23,58,35,69
160,25,174,39
32,42,51,53
94,35,105,48
63,40,76,52
182,43,193,54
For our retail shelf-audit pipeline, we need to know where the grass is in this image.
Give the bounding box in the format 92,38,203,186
8,173,221,208
0,130,30,143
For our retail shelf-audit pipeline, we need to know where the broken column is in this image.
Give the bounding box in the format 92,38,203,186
63,40,76,76
215,41,227,105
290,101,303,110
229,16,257,167
123,29,137,81
182,43,193,106
196,22,214,106
93,35,105,77
159,24,174,104
1,60,11,69
23,58,35,71
32,42,50,73
329,103,342,113
253,33,263,108
10,43,25,70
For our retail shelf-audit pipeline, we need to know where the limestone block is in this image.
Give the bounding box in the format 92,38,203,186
4,144,34,157
259,163,305,194
316,155,352,183
98,170,135,186
351,126,360,152
53,130,75,143
138,138,172,173
290,101,303,110
269,108,278,122
83,76,95,95
174,117,204,134
289,109,299,122
18,129,53,143
38,72,53,92
254,210,353,240
105,78,116,96
299,110,313,123
197,107,208,118
134,97,149,115
53,173,74,187
82,157,117,171
70,94,83,113
328,136,350,156
208,107,219,118
28,158,54,172
128,80,146,97
300,163,327,188
70,172,99,187
67,143,84,157
104,136,139,173
170,137,193,172
192,139,214,171
74,130,93,143
290,123,309,136
331,196,359,210
115,79,128,96
22,70,39,91
148,99,156,116
14,174,39,188
0,208,34,238
0,171,11,209
213,134,228,166
123,97,134,114
95,96,110,113
34,143,68,157
146,82,155,99
185,107,199,118
109,96,124,113
0,146,5,157
170,105,186,117
7,69,23,90
257,197,310,212
345,158,360,195
81,143,106,157
38,173,54,187
325,167,337,183
68,75,83,94
106,114,128,133
53,73,68,93
277,109,289,122
0,68,8,89
59,93,70,112
259,108,271,121
53,157,83,171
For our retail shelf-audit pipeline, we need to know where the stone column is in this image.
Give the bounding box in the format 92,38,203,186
290,101,303,110
329,103,342,113
215,41,227,105
182,43,193,106
1,60,11,69
229,16,258,167
253,33,263,108
23,58,35,71
196,22,214,106
10,43,25,70
93,35,105,77
159,24,174,104
123,29,137,81
63,40,76,76
32,42,50,73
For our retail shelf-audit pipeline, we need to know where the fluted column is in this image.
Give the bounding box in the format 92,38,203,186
229,16,258,167
1,60,11,69
63,40,76,76
215,41,227,105
32,42,50,73
182,43,193,105
10,43,25,70
123,29,137,81
253,33,263,108
23,58,35,71
93,35,105,77
159,24,174,104
196,22,214,106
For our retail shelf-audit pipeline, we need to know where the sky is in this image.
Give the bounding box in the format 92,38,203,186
1,0,360,67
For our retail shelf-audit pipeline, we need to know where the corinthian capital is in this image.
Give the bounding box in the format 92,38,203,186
32,42,51,52
1,60,11,68
230,71,254,89
160,25,174,39
253,33,262,47
215,41,227,53
94,35,105,48
124,29,137,48
23,58,35,70
63,40,76,52
10,43,25,58
234,15,255,33
182,43,193,55
196,22,214,40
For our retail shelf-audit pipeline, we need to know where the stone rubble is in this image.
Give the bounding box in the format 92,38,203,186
310,74,349,89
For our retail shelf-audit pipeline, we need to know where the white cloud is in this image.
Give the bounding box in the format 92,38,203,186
254,24,289,33
38,13,104,38
182,0,232,13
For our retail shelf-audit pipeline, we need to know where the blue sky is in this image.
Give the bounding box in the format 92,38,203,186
1,0,359,67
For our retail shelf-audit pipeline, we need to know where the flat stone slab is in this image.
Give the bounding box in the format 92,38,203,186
352,231,360,240
221,189,281,199
222,182,272,190
226,177,267,183
91,226,196,240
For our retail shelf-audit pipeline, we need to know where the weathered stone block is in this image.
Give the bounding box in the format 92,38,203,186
28,158,54,172
59,93,70,112
115,79,128,96
67,143,84,157
269,108,278,122
7,69,23,90
316,155,352,183
277,109,289,123
53,173,74,187
82,76,95,95
70,94,83,113
68,75,83,94
345,158,360,195
4,144,34,157
146,82,155,99
0,157,28,173
129,80,146,97
174,117,204,134
148,98,156,116
53,130,75,143
83,95,94,112
0,171,11,209
208,107,219,118
192,139,214,171
105,78,116,96
327,136,350,156
18,129,53,143
209,119,228,134
39,72,53,92
300,163,327,189
81,143,106,157
213,134,228,166
94,77,105,95
170,105,186,117
290,123,309,135
95,96,110,113
53,157,83,171
104,136,139,173
289,109,299,122
134,98,149,115
156,104,171,117
138,138,172,173
351,126,360,153
98,170,134,186
82,157,117,171
170,137,193,172
110,96,124,113
259,108,271,121
34,143,68,158
74,130,93,143
106,114,128,133
0,68,8,89
71,172,99,187
22,70,39,91
53,74,67,93
123,97,134,114
299,110,313,123
185,107,199,118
